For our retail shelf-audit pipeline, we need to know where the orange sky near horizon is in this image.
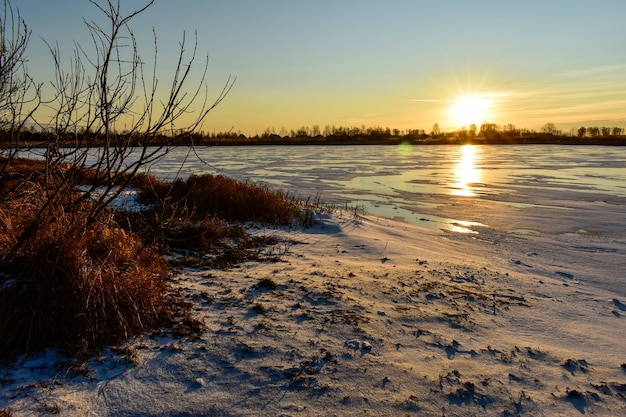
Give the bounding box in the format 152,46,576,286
16,1,626,136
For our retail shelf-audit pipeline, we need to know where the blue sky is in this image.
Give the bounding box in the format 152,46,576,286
17,0,626,135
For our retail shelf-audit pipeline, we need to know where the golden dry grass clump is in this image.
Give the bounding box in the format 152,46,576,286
0,158,310,360
0,159,172,359
129,173,307,267
136,173,304,224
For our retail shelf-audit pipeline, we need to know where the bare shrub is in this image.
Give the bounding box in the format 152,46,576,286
0,0,41,163
0,0,231,359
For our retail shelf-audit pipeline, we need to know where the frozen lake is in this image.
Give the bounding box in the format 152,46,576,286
24,144,626,295
148,144,626,234
147,144,626,296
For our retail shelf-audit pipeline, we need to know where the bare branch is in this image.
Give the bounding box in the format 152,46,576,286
0,0,42,162
3,0,234,226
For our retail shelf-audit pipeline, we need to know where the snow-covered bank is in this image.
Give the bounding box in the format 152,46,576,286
2,213,624,416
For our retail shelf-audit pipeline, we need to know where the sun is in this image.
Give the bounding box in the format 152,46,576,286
448,94,492,128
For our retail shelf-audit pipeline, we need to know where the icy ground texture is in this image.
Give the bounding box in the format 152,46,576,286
2,214,625,416
156,144,626,296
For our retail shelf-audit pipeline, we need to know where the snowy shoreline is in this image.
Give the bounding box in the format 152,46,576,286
2,212,625,416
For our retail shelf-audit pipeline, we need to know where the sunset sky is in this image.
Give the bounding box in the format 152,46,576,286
18,0,626,135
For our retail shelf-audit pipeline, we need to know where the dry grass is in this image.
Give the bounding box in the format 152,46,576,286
0,157,47,197
0,199,172,358
128,173,305,267
0,159,175,359
135,173,306,224
0,157,312,360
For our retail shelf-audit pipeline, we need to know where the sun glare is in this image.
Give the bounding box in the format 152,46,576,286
448,94,492,128
453,144,481,197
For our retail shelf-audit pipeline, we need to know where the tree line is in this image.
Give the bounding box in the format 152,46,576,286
5,120,625,147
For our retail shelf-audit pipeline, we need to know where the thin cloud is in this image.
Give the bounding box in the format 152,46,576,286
554,64,626,78
409,99,453,103
410,92,509,104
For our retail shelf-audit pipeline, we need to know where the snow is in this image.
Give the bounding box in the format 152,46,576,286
2,210,625,416
76,185,149,213
3,145,625,415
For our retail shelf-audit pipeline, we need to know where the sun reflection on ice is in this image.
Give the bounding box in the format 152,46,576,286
449,220,484,234
453,145,482,197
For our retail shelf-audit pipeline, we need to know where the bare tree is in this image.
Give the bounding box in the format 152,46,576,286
40,0,235,221
541,122,557,135
7,0,234,257
468,123,477,138
0,0,238,357
430,123,440,137
587,126,600,137
0,0,41,162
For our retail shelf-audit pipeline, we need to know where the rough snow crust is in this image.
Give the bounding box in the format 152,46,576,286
2,212,625,416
